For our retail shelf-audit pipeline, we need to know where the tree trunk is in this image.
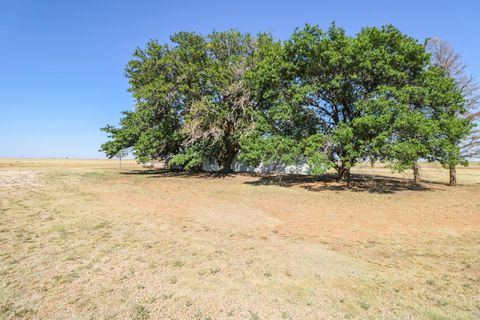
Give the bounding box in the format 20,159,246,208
413,162,421,184
449,165,457,186
335,165,351,185
219,148,237,173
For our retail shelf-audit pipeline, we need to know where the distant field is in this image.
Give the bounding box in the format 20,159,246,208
0,159,479,319
0,158,139,169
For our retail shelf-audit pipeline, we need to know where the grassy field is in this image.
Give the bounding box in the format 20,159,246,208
0,159,479,319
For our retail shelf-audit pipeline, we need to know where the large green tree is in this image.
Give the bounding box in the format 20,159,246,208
241,24,432,182
102,30,270,172
355,66,470,184
102,25,473,184
426,37,479,185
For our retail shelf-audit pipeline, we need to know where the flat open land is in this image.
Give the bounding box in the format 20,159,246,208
1,159,479,319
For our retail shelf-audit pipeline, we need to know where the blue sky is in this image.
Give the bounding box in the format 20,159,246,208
1,0,479,158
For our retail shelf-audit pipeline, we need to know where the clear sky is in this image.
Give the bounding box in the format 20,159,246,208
1,0,479,158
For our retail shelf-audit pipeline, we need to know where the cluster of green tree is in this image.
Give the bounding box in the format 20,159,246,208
101,24,479,186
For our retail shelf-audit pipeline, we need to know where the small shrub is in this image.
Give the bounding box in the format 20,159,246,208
210,267,221,274
131,304,150,320
249,311,260,320
172,260,184,268
358,300,370,310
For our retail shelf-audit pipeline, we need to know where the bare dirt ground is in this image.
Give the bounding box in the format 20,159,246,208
0,159,479,319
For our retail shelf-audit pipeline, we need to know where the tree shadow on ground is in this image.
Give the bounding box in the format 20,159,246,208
120,169,445,194
244,173,446,194
120,169,236,179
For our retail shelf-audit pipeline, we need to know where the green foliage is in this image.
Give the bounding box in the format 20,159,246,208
353,67,471,172
302,134,332,174
279,23,432,176
101,30,269,170
102,24,473,178
241,23,470,178
169,148,203,171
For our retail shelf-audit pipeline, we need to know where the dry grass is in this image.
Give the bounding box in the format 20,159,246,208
0,159,479,319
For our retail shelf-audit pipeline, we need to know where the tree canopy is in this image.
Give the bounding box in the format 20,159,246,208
101,24,474,182
102,30,272,171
